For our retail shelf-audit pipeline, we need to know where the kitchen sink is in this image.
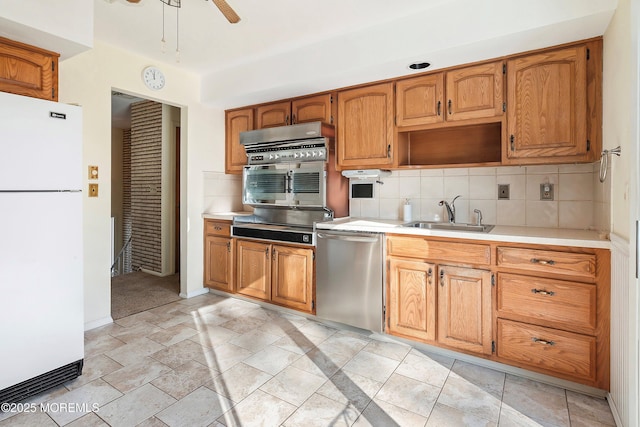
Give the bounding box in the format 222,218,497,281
402,221,495,233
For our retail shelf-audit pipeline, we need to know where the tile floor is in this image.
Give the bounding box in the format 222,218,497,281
0,293,617,427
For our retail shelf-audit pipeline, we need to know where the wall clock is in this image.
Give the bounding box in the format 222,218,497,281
142,66,165,91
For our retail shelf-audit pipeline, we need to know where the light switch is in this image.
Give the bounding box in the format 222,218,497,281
89,165,99,180
89,183,99,197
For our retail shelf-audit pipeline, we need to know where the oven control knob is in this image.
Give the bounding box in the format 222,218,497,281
274,154,279,159
312,151,317,157
269,154,274,160
293,153,299,159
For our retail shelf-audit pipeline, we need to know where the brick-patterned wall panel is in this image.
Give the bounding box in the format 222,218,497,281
130,100,162,273
122,129,132,274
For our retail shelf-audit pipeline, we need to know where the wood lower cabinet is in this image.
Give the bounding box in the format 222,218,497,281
225,108,254,174
236,239,315,313
437,265,493,355
337,82,395,168
204,220,234,292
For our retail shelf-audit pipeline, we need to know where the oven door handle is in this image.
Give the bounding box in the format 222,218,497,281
317,233,380,243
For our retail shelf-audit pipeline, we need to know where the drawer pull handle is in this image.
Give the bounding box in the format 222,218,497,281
214,226,222,230
531,288,555,296
530,258,555,266
531,337,555,346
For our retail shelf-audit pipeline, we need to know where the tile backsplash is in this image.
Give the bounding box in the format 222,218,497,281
203,172,244,213
350,163,611,231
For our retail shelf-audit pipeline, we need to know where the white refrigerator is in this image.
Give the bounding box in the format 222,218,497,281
0,91,84,401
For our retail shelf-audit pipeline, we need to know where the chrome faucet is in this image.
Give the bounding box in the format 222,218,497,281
439,195,461,223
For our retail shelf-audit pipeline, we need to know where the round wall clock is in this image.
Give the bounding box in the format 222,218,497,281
142,66,165,90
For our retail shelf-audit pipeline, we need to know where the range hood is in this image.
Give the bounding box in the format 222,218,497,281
341,169,392,180
240,121,335,148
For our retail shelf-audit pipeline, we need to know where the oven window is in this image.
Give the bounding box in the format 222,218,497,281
291,172,320,193
246,174,287,194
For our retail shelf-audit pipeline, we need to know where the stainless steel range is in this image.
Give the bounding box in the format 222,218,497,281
232,122,348,245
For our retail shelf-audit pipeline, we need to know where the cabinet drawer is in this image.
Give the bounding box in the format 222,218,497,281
205,220,231,237
388,236,490,265
497,247,596,280
497,273,596,332
497,319,596,383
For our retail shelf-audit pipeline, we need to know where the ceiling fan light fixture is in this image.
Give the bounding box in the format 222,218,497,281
408,62,431,70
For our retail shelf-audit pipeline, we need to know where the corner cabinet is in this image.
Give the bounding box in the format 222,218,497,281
337,82,395,169
203,220,234,292
505,40,602,164
0,36,59,101
225,108,254,174
236,239,315,313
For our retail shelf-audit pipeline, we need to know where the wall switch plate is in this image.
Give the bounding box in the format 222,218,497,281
88,165,99,180
540,183,554,200
89,183,99,197
498,184,510,200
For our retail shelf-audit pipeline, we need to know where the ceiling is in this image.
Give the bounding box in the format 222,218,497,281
97,0,618,111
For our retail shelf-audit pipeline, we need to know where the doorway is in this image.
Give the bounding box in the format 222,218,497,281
110,91,182,319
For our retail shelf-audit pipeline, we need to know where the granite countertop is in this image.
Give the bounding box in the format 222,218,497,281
315,217,611,249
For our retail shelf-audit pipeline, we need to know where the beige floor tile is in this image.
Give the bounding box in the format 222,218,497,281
109,321,164,344
156,386,233,427
297,321,338,340
105,337,166,366
362,338,412,361
229,329,280,352
219,316,266,334
375,373,440,418
115,311,163,328
501,375,569,427
290,346,348,379
149,339,208,369
46,379,123,425
84,334,126,358
151,312,195,329
342,349,400,383
449,360,505,398
257,316,300,337
566,390,616,426
438,375,502,422
84,322,125,340
189,325,240,349
217,389,296,427
148,323,199,346
318,333,370,359
195,342,253,372
395,350,453,388
209,362,272,403
151,360,219,400
427,402,497,427
273,330,327,355
65,354,123,390
259,365,326,406
283,393,359,427
97,383,175,427
0,411,57,427
316,370,383,413
136,416,170,426
102,357,172,393
65,411,110,426
243,345,301,375
353,398,428,427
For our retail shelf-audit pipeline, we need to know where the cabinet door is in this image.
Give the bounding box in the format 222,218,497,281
337,82,394,168
256,101,292,128
292,93,333,125
446,61,504,121
271,245,314,313
388,258,436,342
236,240,271,301
225,108,253,174
506,45,588,161
395,73,444,127
437,265,492,355
204,236,234,292
0,37,58,101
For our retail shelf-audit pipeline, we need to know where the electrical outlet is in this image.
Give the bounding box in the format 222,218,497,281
540,183,554,200
89,183,99,197
498,184,510,200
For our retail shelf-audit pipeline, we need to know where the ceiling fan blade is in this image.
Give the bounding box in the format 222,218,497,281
126,0,142,3
211,0,241,23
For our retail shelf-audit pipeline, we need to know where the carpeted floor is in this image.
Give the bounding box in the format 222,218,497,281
111,271,181,320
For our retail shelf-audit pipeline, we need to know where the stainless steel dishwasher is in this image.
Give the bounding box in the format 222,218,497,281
316,230,384,333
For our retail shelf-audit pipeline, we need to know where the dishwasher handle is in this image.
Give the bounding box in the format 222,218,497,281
317,232,380,243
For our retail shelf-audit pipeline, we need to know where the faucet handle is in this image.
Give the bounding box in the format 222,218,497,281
473,209,483,226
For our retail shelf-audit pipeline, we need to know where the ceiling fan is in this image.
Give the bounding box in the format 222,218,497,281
121,0,241,23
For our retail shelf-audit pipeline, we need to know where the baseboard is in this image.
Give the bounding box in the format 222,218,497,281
84,316,114,331
179,288,209,299
607,392,624,427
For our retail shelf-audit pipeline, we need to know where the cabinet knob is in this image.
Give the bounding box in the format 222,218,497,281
439,269,445,287
427,267,433,285
226,242,231,252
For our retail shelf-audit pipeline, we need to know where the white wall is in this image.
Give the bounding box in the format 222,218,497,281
59,41,224,329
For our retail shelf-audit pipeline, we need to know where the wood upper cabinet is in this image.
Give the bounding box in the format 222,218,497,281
271,245,314,312
235,239,315,313
437,265,493,355
236,239,271,301
204,220,234,293
388,258,436,342
225,108,254,174
395,61,504,128
337,82,395,168
506,44,590,163
0,36,59,101
256,93,334,128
